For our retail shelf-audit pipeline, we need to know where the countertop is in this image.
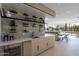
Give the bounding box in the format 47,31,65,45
45,33,55,37
0,34,55,47
0,38,32,46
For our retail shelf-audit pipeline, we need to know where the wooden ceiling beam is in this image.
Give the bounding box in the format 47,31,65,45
24,3,56,17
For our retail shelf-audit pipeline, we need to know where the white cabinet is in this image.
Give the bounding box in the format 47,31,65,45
23,36,55,56
23,41,32,56
32,39,40,55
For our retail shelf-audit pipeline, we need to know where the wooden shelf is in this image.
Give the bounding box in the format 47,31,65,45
1,16,45,24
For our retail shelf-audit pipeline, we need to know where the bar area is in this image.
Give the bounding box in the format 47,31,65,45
0,3,55,56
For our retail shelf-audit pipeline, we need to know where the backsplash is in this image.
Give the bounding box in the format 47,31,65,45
1,5,45,42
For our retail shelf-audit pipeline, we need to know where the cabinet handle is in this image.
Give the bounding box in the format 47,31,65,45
47,42,48,46
37,45,39,51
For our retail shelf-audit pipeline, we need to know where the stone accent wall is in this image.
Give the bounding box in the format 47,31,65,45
1,3,45,41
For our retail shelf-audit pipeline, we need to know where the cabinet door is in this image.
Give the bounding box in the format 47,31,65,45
47,37,55,48
23,41,32,56
32,39,40,55
40,39,47,52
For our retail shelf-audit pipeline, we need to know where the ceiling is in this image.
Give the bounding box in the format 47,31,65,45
1,3,79,26
1,3,45,18
43,3,79,26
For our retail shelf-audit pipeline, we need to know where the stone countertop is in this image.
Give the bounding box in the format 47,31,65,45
45,33,55,37
0,38,32,47
0,34,55,47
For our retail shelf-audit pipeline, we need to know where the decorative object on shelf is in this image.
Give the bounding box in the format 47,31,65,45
23,13,29,16
32,23,36,27
22,23,29,27
39,27,41,32
6,9,17,17
31,32,38,38
9,9,17,14
39,17,43,19
39,25,43,27
32,16,37,18
4,9,24,19
39,17,44,23
31,32,35,37
6,11,12,17
23,13,29,20
23,30,28,33
2,34,14,41
39,25,43,32
2,34,9,41
32,16,37,22
10,28,16,33
2,15,45,24
9,35,14,41
1,8,6,17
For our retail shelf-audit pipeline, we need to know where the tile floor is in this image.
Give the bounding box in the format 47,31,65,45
39,34,79,56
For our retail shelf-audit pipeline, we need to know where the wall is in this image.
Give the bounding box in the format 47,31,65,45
1,3,45,41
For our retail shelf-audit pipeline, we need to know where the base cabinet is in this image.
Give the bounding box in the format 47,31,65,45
0,36,55,56
23,41,32,56
0,47,4,56
23,36,55,56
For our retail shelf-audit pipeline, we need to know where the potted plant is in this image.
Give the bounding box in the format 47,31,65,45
9,20,17,33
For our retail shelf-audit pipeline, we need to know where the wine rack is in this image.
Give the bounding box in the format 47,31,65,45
4,46,21,56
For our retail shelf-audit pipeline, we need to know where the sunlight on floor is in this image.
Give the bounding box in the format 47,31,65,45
39,34,79,56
